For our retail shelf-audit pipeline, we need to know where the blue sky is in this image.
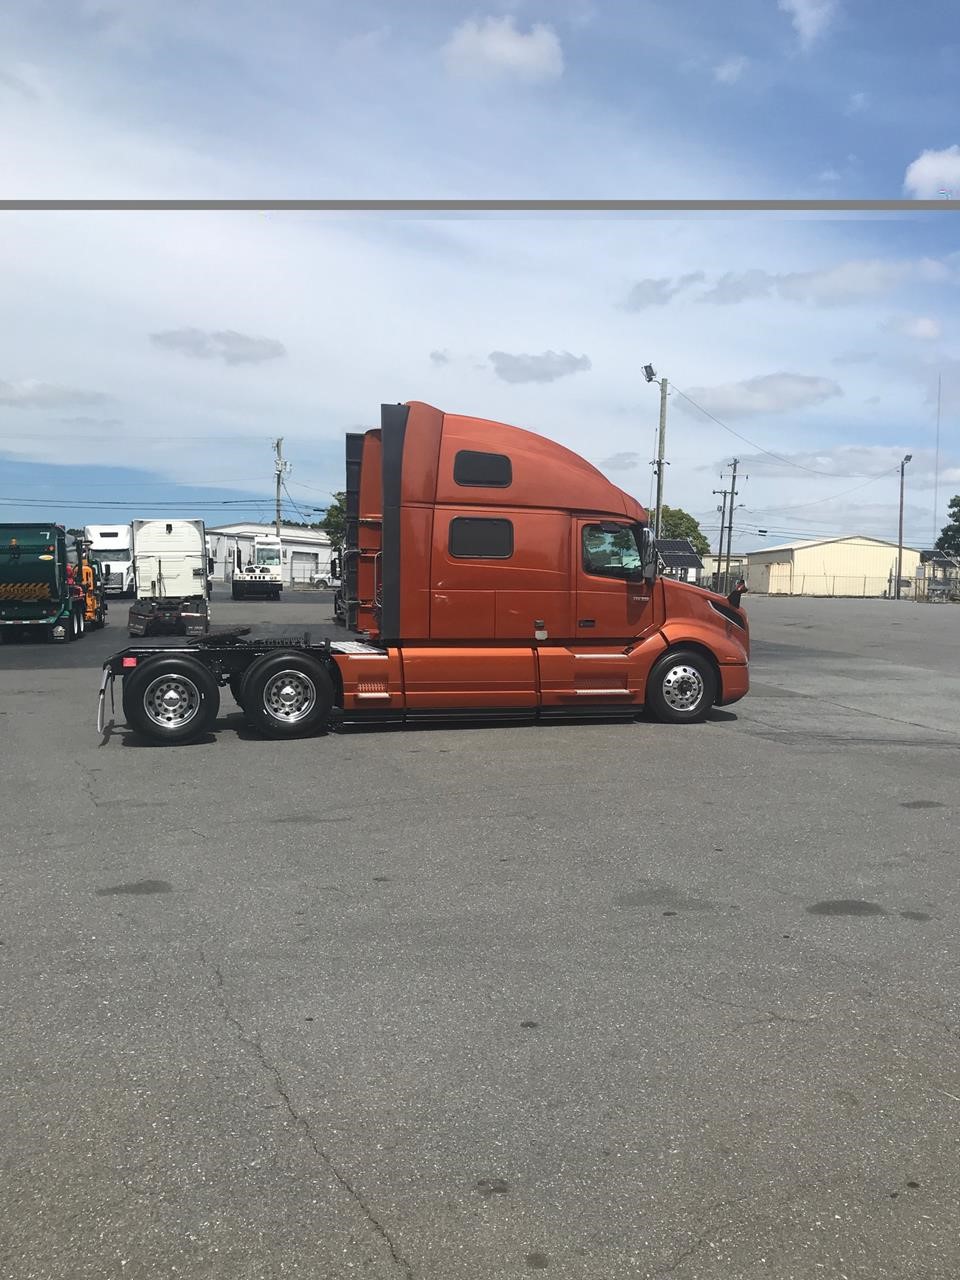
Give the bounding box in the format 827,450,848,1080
1,0,959,549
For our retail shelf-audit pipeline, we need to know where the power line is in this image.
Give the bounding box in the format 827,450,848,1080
281,480,312,524
671,386,879,479
0,496,273,508
745,467,901,512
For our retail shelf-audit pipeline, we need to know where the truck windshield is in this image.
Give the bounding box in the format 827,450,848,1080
96,547,131,562
582,524,643,578
256,547,281,565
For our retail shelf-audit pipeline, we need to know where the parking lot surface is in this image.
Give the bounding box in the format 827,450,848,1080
1,593,958,1279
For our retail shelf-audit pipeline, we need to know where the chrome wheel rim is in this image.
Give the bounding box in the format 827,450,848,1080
661,664,705,712
144,675,201,729
263,669,316,724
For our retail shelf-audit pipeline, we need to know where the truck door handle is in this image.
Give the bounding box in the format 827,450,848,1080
578,619,596,628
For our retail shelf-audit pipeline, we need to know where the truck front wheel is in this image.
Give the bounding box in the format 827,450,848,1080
122,657,221,744
645,649,716,724
241,653,334,739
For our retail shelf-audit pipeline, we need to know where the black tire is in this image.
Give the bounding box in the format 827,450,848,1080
240,652,334,739
77,608,85,638
231,583,240,600
645,648,716,724
122,656,221,744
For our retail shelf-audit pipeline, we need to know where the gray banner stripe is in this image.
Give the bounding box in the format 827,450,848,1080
0,200,955,212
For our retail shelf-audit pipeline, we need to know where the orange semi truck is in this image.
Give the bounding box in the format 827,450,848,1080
97,401,748,744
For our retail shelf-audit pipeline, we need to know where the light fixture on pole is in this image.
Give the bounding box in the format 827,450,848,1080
896,453,912,601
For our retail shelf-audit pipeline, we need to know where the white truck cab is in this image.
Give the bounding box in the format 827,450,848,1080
83,524,135,597
231,533,283,600
127,518,212,637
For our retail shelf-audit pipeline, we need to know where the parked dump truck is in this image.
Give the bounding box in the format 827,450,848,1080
75,539,108,630
230,533,283,600
98,401,749,743
127,519,213,638
1,523,90,642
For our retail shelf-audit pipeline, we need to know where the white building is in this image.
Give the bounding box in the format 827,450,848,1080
745,535,921,598
206,522,335,587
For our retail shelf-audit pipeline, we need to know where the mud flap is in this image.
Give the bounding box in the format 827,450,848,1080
97,666,116,735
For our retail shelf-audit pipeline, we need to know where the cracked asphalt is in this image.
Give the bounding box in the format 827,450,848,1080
1,592,959,1279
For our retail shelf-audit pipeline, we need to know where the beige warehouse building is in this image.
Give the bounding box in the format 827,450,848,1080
746,536,921,598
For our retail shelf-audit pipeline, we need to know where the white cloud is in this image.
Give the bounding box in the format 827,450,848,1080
599,451,642,471
845,90,867,114
699,258,952,306
429,349,452,366
740,446,956,486
714,56,748,84
817,168,841,182
442,15,563,82
0,379,111,408
623,272,705,309
150,327,286,365
778,261,915,305
885,315,941,341
678,372,843,419
903,145,960,199
778,0,838,49
488,350,591,383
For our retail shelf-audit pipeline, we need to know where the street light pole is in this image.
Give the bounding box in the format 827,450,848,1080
896,453,912,600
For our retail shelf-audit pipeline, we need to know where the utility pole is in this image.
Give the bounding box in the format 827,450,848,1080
722,458,740,594
273,437,290,537
712,485,729,593
642,364,668,539
896,453,912,601
933,373,942,549
654,377,668,538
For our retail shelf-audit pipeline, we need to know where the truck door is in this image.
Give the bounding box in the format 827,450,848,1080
537,521,653,709
576,520,652,641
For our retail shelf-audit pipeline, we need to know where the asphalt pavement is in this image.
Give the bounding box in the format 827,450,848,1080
1,593,958,1279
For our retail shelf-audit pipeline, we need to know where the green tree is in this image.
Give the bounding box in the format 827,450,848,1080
659,505,710,557
935,495,960,556
320,491,347,546
66,527,84,538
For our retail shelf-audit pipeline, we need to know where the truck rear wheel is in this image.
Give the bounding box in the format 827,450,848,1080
240,653,334,739
645,648,716,724
122,656,221,744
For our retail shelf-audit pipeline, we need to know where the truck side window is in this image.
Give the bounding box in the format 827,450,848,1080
449,517,514,559
453,450,513,488
582,525,643,579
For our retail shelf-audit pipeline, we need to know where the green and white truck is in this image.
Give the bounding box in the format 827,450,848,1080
0,523,89,642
